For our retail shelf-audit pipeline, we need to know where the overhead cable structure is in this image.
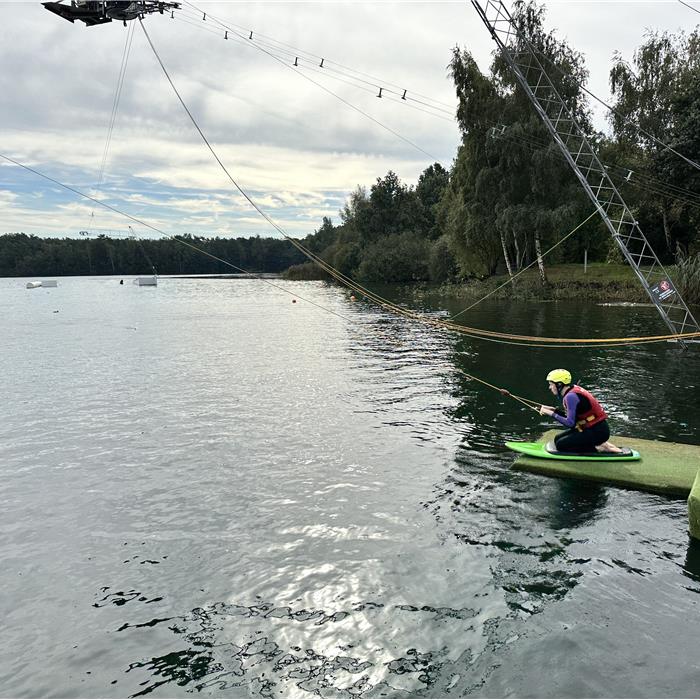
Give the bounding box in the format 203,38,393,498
43,1,180,27
472,0,700,347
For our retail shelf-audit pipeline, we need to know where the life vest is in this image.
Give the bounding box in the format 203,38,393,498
565,385,607,431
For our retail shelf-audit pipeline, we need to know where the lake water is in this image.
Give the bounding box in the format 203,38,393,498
1,276,700,698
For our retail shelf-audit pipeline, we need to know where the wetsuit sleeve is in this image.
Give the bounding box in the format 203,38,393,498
552,392,579,428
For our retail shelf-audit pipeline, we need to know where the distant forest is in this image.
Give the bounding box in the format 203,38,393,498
3,1,700,285
0,233,305,277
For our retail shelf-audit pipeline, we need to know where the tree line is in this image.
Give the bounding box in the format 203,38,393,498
0,233,305,277
3,1,700,287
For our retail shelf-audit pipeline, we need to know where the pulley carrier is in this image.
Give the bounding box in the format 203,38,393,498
43,1,180,27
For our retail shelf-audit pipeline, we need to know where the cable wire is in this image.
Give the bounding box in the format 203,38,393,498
678,0,700,15
169,5,445,164
96,22,135,195
180,1,456,110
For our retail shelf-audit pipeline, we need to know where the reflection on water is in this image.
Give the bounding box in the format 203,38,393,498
1,278,700,697
541,481,609,531
119,599,476,697
683,539,700,585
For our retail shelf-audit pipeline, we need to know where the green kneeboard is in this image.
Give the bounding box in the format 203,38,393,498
506,441,640,461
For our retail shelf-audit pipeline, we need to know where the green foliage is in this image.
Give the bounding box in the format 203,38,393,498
673,254,700,305
330,241,362,277
355,232,431,283
304,216,336,255
283,261,329,280
445,263,644,303
416,163,450,242
438,149,503,276
610,28,700,258
610,31,683,148
497,1,590,125
428,235,458,282
443,1,591,280
298,162,449,284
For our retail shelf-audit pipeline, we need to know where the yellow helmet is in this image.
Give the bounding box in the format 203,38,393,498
546,368,572,385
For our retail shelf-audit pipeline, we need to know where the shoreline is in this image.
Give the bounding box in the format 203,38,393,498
384,264,652,305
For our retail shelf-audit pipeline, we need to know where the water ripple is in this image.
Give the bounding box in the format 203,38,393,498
1,278,699,697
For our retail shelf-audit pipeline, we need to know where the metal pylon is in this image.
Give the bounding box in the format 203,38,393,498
472,0,700,345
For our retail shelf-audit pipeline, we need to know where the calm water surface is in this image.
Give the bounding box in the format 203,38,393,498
1,276,699,698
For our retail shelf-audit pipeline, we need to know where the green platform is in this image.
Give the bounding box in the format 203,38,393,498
689,471,700,541
510,430,700,497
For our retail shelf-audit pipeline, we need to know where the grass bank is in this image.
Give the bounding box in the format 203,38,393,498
440,263,648,303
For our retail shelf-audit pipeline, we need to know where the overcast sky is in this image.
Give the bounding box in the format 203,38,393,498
0,0,698,240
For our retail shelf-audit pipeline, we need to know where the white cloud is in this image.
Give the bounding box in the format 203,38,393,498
0,190,19,205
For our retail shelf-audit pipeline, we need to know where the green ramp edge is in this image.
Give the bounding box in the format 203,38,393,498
689,470,700,541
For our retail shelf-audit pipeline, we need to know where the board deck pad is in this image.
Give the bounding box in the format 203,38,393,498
544,441,636,458
507,430,700,496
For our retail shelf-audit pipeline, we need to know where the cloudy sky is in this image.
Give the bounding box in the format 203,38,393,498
0,0,698,240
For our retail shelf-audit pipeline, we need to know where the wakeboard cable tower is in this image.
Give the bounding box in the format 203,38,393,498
42,1,180,27
471,0,700,348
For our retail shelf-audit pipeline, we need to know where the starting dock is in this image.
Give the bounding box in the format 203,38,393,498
511,430,700,539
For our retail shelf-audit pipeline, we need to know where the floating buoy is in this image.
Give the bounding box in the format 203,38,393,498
350,295,357,302
292,299,297,303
